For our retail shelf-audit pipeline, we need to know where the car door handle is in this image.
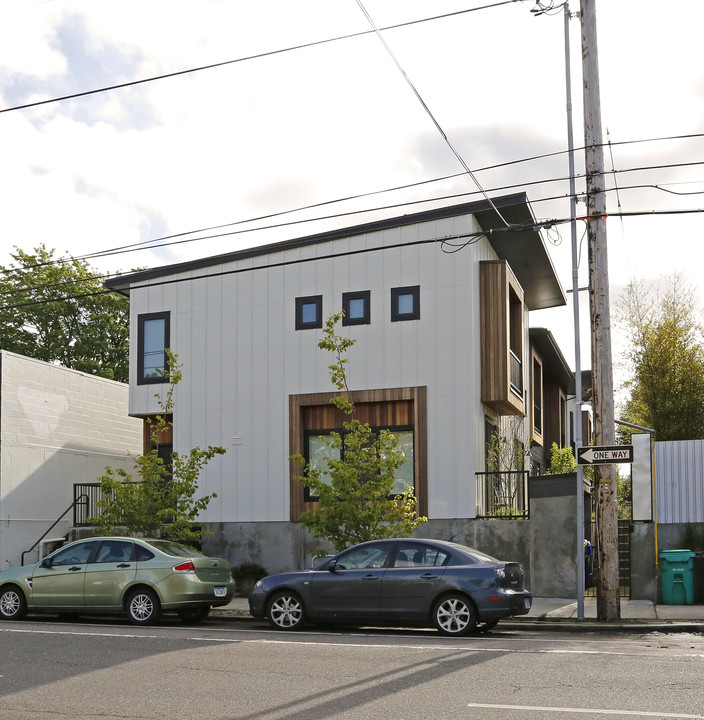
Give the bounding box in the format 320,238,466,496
117,563,131,568
69,566,82,572
420,573,438,580
363,574,378,580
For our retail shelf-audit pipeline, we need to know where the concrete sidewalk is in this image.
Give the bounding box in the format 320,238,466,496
212,595,704,631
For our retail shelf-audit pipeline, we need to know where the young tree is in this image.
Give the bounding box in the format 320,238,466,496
616,274,704,441
0,245,129,382
485,416,529,515
291,313,427,552
91,353,225,545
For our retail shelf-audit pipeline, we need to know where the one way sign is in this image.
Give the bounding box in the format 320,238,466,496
577,445,634,465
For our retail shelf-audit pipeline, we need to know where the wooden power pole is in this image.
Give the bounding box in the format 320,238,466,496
580,0,620,620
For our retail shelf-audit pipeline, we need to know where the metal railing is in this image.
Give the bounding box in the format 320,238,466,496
20,493,89,565
73,483,108,526
509,350,523,396
475,470,529,519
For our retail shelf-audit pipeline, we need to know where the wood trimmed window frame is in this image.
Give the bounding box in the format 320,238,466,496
479,261,526,416
530,348,544,446
289,386,428,521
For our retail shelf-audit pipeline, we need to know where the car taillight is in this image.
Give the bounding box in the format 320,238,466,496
173,561,196,573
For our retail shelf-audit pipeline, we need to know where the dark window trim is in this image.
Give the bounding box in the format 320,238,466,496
295,295,323,330
303,424,414,502
342,290,371,326
391,285,420,322
137,311,170,385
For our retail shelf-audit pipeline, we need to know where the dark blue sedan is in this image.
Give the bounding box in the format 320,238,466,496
249,538,531,636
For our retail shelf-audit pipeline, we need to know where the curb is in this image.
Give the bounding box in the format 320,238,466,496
210,607,704,634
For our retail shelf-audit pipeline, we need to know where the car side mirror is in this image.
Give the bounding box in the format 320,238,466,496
41,557,53,569
328,559,338,573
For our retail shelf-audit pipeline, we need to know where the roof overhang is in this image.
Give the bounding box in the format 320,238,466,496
529,327,575,395
106,192,566,311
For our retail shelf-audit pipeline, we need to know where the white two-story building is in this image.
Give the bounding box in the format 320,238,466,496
106,193,567,571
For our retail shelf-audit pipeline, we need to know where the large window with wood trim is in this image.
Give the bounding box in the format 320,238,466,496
303,426,414,501
289,387,427,521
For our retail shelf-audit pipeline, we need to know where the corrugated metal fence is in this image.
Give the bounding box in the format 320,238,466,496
655,440,704,524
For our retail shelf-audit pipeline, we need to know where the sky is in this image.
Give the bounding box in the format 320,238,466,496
1,0,704,396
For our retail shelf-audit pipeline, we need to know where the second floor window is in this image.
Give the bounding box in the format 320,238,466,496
295,295,323,330
138,312,170,384
342,291,371,326
391,285,420,322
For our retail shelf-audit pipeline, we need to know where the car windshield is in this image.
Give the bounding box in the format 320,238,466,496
145,540,203,558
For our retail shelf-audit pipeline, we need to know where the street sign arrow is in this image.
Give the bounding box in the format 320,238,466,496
577,445,633,465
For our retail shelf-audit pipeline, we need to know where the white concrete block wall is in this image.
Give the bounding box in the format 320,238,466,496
0,352,143,568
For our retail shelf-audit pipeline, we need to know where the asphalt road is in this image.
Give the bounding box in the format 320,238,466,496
1,615,703,720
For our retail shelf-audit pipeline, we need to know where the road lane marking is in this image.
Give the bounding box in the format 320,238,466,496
466,703,702,718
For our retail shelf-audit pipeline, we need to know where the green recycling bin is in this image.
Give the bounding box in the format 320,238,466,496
659,549,696,605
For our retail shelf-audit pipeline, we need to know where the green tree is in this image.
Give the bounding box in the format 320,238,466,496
548,442,578,474
291,313,427,552
91,353,225,545
0,245,129,382
616,274,704,441
617,471,632,520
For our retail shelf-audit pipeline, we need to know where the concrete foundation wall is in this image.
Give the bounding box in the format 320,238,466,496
203,475,700,601
203,474,585,597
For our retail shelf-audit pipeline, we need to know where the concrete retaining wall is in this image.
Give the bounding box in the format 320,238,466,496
204,473,587,597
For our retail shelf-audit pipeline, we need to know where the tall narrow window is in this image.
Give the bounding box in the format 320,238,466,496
138,312,170,384
342,291,371,326
391,286,420,322
295,295,323,330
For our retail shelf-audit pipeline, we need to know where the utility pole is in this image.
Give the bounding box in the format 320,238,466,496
580,0,620,620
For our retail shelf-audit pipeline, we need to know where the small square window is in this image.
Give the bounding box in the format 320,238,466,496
391,285,420,322
342,291,370,326
295,295,323,330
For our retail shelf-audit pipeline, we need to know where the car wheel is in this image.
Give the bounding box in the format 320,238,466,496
266,590,306,631
479,619,500,632
126,588,161,626
0,585,27,621
433,593,477,637
177,605,211,623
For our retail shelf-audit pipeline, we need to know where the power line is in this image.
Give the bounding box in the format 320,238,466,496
354,0,513,227
4,129,702,281
0,1,522,115
2,204,703,312
2,163,704,297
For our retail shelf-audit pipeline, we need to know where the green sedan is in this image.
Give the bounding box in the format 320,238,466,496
0,536,234,625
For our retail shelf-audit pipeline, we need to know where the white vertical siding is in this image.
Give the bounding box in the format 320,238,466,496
128,210,506,524
655,440,704,523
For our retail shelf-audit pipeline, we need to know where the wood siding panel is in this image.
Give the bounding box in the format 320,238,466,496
479,261,525,416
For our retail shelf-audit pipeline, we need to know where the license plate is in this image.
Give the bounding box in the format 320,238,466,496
524,598,532,609
214,586,227,598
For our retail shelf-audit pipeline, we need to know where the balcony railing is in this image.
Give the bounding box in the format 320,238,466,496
509,350,523,396
475,470,529,519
